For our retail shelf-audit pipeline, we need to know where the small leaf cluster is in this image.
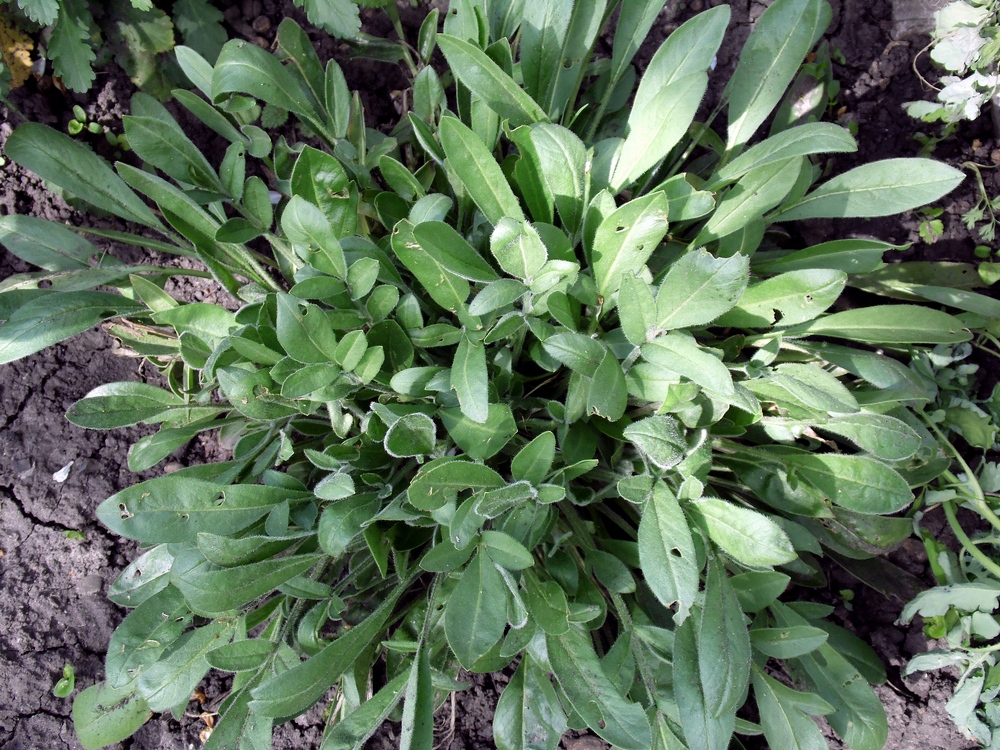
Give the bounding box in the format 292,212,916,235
0,1,995,749
898,337,1000,747
905,0,1000,125
0,0,227,95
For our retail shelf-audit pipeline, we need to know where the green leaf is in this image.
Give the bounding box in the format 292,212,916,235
106,587,192,688
5,123,162,228
494,655,567,750
731,571,790,612
250,580,408,718
541,331,605,376
490,218,548,280
173,0,226,62
655,250,749,331
546,627,652,750
511,431,556,484
290,147,354,239
726,0,831,149
752,239,895,275
469,279,529,315
774,452,912,514
776,159,965,220
66,382,185,429
690,497,796,567
624,415,687,470
391,220,469,312
697,158,803,243
716,269,846,327
123,115,222,191
18,0,58,25
773,603,887,750
445,548,508,669
281,195,348,278
610,0,669,85
275,293,339,363
817,413,922,461
618,273,657,345
73,682,151,750
513,124,588,232
752,668,832,750
98,475,309,543
638,481,699,624
440,116,525,225
592,192,669,299
751,626,829,658
715,122,856,183
213,39,319,125
673,610,735,750
587,350,628,421
0,215,96,271
407,457,505,511
613,73,707,191
451,335,490,424
400,643,434,750
412,221,499,282
441,404,517,459
785,305,971,343
294,0,360,38
700,559,751,717
437,35,547,128
641,333,735,400
320,671,408,750
519,0,572,107
385,413,437,457
108,545,174,607
136,620,234,710
0,291,145,365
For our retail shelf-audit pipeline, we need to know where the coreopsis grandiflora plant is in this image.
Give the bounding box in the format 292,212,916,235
0,1,993,749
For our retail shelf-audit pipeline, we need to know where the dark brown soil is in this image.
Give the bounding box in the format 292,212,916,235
0,1,992,749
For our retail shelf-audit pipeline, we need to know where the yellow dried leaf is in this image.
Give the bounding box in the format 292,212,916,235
0,10,34,88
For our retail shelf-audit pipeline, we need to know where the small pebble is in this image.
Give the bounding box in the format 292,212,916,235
242,0,262,18
252,36,269,49
690,0,703,9
163,462,184,474
78,575,104,596
252,15,271,33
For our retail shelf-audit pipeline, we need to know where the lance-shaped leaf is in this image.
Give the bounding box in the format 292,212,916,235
0,215,97,271
773,452,912,514
512,124,588,233
73,682,151,750
98,476,310,543
752,668,833,750
400,643,434,750
784,305,971,344
714,122,856,184
445,548,508,668
547,627,652,749
520,0,572,108
490,218,548,280
440,116,525,225
281,195,348,279
717,269,846,328
67,382,186,429
592,192,669,299
437,35,548,127
412,221,499,282
392,220,469,312
641,333,734,400
612,73,707,191
817,413,921,461
250,581,409,718
726,0,832,149
213,38,319,124
451,335,490,423
696,158,803,243
5,123,162,228
655,250,749,331
625,415,687,470
674,610,736,750
320,671,408,750
441,404,517,459
700,559,751,718
775,159,965,220
123,115,223,191
0,292,146,365
494,655,567,750
137,620,235,711
638,481,699,623
172,551,323,614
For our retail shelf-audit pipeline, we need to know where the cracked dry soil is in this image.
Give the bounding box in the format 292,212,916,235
0,0,995,748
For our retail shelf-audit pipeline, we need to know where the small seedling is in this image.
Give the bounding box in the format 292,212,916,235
53,663,75,698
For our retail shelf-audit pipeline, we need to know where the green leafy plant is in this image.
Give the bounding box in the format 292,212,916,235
905,0,1000,130
897,335,1000,746
1,0,227,95
0,1,994,749
54,662,77,698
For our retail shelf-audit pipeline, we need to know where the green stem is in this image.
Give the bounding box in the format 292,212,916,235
943,499,1000,580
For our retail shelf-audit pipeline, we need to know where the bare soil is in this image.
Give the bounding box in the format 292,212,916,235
0,1,994,748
